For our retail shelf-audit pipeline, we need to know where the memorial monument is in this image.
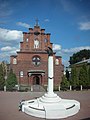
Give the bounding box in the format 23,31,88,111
19,47,80,119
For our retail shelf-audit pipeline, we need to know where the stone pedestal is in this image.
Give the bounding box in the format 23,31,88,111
70,85,72,91
4,86,6,92
81,85,82,91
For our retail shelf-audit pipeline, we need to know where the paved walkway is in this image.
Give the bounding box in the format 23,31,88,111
0,91,90,120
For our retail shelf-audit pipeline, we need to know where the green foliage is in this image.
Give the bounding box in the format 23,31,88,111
79,65,88,87
6,70,17,90
69,49,90,65
1,61,7,77
0,64,5,90
69,49,90,89
66,69,70,81
88,66,90,85
70,63,90,89
61,75,70,90
70,66,79,88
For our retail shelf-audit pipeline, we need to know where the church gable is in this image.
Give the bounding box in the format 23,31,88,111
20,25,52,52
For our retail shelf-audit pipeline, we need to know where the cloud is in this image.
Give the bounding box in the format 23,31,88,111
1,46,17,52
62,59,70,67
44,19,50,22
16,22,30,28
78,22,90,30
53,44,90,57
1,46,12,51
1,46,19,54
0,28,22,41
53,44,61,51
62,46,90,54
0,28,22,62
0,46,19,61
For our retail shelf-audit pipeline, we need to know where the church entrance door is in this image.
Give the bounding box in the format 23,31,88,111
33,75,40,85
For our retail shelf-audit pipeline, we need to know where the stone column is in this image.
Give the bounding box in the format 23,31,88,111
41,73,45,86
48,56,54,95
80,85,82,91
30,75,33,91
4,86,6,92
70,85,72,91
30,85,33,91
59,85,60,91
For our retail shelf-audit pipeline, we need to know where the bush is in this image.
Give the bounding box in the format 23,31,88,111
61,76,70,91
6,70,17,91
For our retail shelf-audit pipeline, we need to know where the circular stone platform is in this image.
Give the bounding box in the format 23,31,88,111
21,92,80,119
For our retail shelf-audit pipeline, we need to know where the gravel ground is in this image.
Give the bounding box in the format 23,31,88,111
0,91,90,120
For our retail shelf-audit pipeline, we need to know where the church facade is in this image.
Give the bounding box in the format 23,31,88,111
10,23,64,90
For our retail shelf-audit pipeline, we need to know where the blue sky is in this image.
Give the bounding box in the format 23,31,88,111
0,0,90,67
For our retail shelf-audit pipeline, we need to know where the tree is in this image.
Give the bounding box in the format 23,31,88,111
70,66,79,89
88,66,90,86
0,64,5,90
61,75,70,91
69,49,90,65
79,65,88,87
66,69,70,81
6,70,17,90
1,61,7,78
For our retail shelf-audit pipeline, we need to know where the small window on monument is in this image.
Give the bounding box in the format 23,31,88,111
13,58,17,64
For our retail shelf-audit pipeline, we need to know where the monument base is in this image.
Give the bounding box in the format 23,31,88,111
21,92,80,119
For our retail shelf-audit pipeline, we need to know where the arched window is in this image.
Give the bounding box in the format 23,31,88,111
13,58,17,64
55,59,59,65
20,71,23,77
26,38,28,42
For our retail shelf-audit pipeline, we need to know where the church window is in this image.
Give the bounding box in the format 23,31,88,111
13,58,17,64
55,59,59,65
20,71,23,77
34,39,39,48
44,39,48,43
32,56,41,66
26,38,28,42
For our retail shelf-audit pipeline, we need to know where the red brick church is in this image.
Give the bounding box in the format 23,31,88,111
10,22,64,90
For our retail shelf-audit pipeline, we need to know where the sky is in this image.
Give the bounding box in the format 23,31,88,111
0,0,90,67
